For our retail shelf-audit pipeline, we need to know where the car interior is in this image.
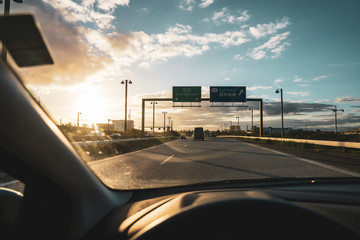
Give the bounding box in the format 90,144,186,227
0,12,360,240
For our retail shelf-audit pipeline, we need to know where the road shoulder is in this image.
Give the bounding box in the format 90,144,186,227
237,138,360,174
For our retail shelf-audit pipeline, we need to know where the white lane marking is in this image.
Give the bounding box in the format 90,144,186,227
0,180,20,187
242,142,360,177
160,154,175,165
89,140,177,165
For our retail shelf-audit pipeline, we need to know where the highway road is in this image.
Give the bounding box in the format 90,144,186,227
89,138,360,189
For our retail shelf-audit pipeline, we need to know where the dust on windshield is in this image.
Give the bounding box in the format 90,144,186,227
4,0,360,189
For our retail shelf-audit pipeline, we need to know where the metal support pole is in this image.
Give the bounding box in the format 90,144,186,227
162,111,167,135
77,112,81,127
259,99,263,137
141,99,145,134
334,108,338,134
124,80,128,133
280,89,284,138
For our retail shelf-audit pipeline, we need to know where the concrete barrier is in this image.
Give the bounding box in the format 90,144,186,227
217,135,360,149
71,136,170,147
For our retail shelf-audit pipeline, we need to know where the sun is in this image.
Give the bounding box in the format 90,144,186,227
75,89,107,126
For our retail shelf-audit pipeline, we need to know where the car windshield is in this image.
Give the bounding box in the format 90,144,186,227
4,0,360,190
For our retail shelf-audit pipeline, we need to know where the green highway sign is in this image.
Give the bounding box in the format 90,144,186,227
173,86,201,102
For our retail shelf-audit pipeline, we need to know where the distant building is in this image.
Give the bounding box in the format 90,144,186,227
112,120,134,131
96,123,114,131
344,128,360,135
263,127,293,135
230,125,241,132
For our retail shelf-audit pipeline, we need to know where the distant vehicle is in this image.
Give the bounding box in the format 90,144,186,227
110,133,121,140
180,134,186,139
194,127,204,141
85,131,106,141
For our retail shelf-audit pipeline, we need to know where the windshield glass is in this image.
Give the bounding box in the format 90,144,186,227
6,0,360,189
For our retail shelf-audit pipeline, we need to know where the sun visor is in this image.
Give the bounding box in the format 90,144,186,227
0,14,54,67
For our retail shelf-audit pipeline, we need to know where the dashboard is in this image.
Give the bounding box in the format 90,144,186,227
84,180,360,239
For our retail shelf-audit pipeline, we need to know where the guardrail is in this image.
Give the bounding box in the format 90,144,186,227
217,135,360,149
71,136,172,147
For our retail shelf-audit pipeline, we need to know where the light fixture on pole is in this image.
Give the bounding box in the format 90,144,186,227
275,88,284,138
332,106,344,134
121,79,132,134
235,116,240,136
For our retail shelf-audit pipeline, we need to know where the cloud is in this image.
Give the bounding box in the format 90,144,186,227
95,23,249,67
249,17,290,39
93,0,130,11
287,91,310,97
233,54,244,61
293,76,303,82
247,86,273,91
264,102,333,116
16,1,112,86
42,0,129,29
274,78,283,84
312,75,328,81
199,0,214,8
248,32,290,60
209,7,250,24
179,0,196,11
336,96,360,103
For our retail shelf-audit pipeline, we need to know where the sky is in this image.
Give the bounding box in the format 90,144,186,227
8,0,360,131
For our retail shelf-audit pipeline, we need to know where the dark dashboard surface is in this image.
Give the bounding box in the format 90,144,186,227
84,178,360,239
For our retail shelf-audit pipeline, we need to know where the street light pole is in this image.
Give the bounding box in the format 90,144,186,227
236,116,240,136
151,101,157,135
1,0,23,61
121,79,132,134
275,88,284,138
332,106,344,134
108,119,111,131
168,116,171,132
77,112,82,127
162,111,167,136
249,107,254,133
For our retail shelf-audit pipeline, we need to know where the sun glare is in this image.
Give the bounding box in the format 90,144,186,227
75,89,107,126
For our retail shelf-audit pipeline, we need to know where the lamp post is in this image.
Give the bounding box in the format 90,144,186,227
248,107,254,134
77,112,82,127
168,116,171,132
275,88,284,138
235,116,240,136
107,119,111,131
1,0,23,61
332,106,344,134
162,111,167,136
151,101,157,136
121,79,132,134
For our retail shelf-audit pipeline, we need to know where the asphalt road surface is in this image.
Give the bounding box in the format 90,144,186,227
89,138,360,189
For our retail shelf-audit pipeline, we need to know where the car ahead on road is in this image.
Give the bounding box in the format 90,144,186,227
85,131,107,141
110,133,122,140
1,8,360,240
194,127,205,141
180,134,186,139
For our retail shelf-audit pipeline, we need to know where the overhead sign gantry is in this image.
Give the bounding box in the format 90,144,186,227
210,86,246,102
141,86,263,136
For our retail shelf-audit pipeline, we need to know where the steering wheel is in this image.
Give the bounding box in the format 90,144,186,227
132,198,358,239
